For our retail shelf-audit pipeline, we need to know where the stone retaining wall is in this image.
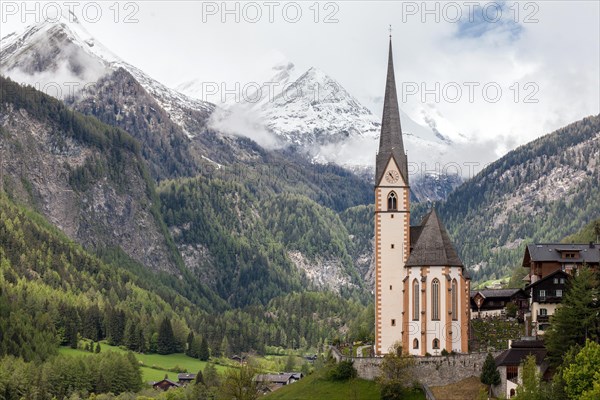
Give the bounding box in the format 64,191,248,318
331,346,502,387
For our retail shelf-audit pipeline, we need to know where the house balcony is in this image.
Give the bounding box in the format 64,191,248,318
536,314,550,323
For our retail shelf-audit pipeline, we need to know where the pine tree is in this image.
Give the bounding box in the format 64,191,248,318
545,267,600,366
480,353,500,397
157,317,175,355
198,337,210,361
186,331,195,357
95,342,101,353
220,336,231,358
124,320,138,351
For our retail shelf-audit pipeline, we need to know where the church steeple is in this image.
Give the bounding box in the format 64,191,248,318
375,38,408,185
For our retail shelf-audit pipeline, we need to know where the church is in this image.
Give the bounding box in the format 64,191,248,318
374,38,471,356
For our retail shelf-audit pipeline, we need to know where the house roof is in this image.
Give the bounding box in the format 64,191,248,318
375,38,408,186
524,269,570,290
523,243,600,267
177,373,196,380
406,209,463,267
495,347,547,366
255,373,294,384
470,289,528,299
152,379,180,387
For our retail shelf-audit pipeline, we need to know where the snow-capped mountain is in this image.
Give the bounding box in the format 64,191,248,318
178,61,465,198
0,10,214,139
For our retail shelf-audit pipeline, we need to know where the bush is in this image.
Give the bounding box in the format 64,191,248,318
380,381,406,400
327,360,357,381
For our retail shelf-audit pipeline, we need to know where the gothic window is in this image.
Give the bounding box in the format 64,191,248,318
432,338,440,349
451,279,458,321
413,279,420,321
413,338,419,349
432,279,440,320
387,191,397,211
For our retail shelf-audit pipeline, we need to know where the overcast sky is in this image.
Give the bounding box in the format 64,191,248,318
2,0,599,161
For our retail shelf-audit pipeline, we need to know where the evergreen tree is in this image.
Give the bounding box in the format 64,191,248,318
107,308,126,346
198,336,210,361
186,331,195,357
480,353,500,397
82,305,102,341
124,320,138,351
545,267,600,366
137,326,146,353
203,362,220,388
157,317,175,355
220,336,231,358
95,342,101,353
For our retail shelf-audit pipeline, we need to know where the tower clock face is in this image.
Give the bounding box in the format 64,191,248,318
385,170,400,184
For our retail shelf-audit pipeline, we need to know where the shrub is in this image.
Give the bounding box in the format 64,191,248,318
327,360,357,381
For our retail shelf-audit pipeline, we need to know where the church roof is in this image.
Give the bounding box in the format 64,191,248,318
375,39,408,186
406,209,463,267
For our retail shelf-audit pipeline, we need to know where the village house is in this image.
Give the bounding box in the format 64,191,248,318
151,378,180,391
522,243,599,335
470,289,529,319
522,243,599,283
177,373,196,385
254,372,303,393
493,338,548,399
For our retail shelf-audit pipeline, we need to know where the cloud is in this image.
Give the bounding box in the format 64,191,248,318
3,42,109,100
207,105,284,150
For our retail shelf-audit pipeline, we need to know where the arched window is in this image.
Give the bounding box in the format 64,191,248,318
433,338,440,349
413,279,420,321
387,191,397,211
510,389,516,397
451,279,458,321
413,338,419,349
432,279,440,320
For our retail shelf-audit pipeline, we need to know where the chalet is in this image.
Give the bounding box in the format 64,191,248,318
524,269,569,335
493,338,548,399
522,243,599,283
230,354,247,364
470,289,529,319
151,378,180,391
254,372,302,392
177,373,196,385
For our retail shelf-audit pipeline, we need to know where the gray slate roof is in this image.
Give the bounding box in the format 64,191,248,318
470,289,527,299
524,243,600,264
406,209,463,267
375,39,408,186
495,348,547,366
255,373,294,384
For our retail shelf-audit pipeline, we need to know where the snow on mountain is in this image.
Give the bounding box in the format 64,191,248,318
0,11,214,138
178,59,463,183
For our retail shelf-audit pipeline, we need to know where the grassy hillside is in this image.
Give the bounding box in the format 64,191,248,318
59,342,230,382
264,367,382,400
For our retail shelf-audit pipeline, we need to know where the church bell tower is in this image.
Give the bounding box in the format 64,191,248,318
374,37,410,355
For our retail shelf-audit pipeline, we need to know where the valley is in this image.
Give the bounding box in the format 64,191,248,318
1,5,599,399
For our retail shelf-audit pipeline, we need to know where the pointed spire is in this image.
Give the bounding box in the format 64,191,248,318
376,37,408,185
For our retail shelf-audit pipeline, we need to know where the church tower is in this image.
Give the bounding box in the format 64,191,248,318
374,38,470,356
374,37,411,355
